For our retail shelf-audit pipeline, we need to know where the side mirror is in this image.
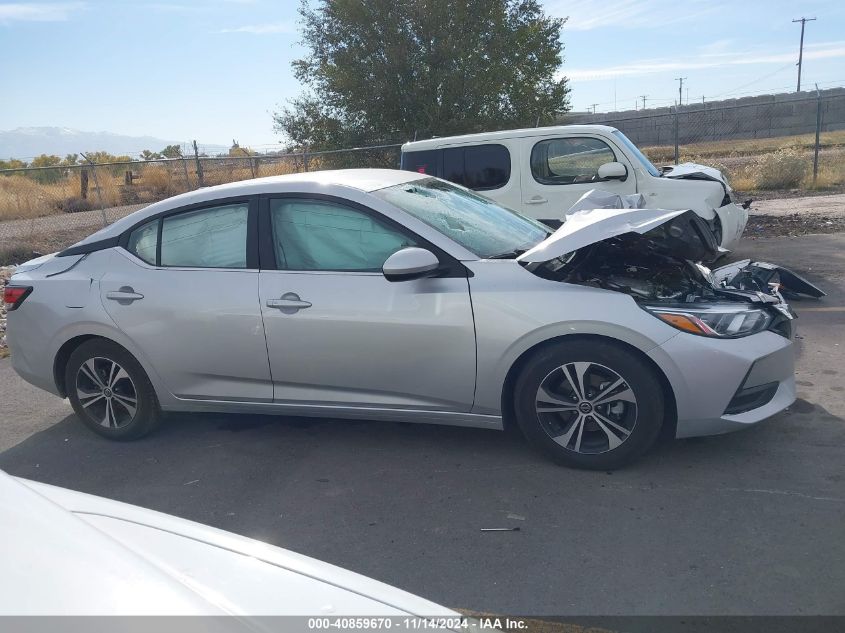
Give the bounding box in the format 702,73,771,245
597,161,628,181
383,247,440,282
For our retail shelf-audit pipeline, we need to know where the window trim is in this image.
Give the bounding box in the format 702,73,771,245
116,196,259,270
257,193,468,278
530,136,619,186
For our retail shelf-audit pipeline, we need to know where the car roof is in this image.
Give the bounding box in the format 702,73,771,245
62,169,428,251
401,124,620,151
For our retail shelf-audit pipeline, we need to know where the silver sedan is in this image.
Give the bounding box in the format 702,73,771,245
5,169,796,469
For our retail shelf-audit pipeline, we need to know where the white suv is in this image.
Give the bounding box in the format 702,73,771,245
401,125,748,251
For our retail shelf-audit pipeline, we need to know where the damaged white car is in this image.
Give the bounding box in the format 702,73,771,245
401,124,748,250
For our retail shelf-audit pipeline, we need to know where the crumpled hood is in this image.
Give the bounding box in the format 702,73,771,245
663,162,732,192
518,207,691,263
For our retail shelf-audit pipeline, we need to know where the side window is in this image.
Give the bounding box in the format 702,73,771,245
160,203,248,268
442,144,510,191
531,138,617,185
464,144,511,190
127,219,158,265
270,199,418,271
401,149,439,176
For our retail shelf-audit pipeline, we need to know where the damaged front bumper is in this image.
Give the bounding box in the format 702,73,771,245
650,329,796,438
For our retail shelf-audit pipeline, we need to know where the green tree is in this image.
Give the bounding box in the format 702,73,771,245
275,0,570,149
141,149,163,161
62,153,79,166
160,144,183,158
30,154,62,168
0,158,27,170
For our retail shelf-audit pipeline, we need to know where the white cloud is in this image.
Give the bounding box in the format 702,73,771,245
0,2,85,23
548,0,719,31
218,22,294,34
565,41,845,81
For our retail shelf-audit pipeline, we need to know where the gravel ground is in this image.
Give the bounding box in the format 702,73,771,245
0,267,12,357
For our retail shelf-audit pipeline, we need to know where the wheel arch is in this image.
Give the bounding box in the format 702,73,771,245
53,335,134,398
500,333,677,439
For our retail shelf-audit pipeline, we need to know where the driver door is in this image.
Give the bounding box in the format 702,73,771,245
521,136,636,222
258,196,476,413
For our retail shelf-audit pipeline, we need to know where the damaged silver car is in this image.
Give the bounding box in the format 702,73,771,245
5,170,814,469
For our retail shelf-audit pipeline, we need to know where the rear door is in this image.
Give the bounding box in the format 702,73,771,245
101,198,272,402
258,195,476,412
520,135,637,222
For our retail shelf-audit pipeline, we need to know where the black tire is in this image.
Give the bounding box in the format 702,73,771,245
513,340,664,470
65,339,162,440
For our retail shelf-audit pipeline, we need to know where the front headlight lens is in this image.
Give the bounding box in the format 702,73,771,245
644,304,771,338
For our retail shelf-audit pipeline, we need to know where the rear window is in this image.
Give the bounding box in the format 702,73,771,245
400,150,439,176
402,144,511,191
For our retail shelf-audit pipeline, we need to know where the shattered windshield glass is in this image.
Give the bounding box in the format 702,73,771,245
612,130,662,177
374,177,549,258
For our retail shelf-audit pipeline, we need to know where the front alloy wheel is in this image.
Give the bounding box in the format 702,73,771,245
514,340,664,469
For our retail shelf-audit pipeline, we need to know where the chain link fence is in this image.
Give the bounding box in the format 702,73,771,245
571,91,845,194
0,144,401,264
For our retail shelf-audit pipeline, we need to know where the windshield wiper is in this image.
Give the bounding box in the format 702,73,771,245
487,248,527,259
487,234,553,259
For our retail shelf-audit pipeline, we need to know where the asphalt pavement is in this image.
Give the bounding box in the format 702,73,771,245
1,233,843,616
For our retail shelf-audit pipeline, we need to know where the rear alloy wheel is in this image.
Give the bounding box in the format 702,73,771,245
514,340,664,469
66,339,161,440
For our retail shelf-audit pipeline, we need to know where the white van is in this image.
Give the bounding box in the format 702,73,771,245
400,125,748,251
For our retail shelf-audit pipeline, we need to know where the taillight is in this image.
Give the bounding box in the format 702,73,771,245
3,285,32,311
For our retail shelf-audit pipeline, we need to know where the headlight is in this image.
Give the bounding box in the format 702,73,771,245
643,304,771,338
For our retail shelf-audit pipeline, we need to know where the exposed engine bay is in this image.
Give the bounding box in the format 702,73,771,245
532,235,725,304
521,208,824,338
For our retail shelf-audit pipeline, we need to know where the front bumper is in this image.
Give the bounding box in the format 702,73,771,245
714,202,749,252
647,329,795,439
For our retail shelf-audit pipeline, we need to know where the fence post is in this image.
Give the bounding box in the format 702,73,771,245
302,147,309,172
192,140,204,187
80,168,88,199
80,153,109,227
813,84,822,186
181,156,191,189
673,104,680,165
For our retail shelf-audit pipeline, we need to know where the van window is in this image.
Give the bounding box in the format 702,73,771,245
401,149,439,176
531,138,617,185
402,144,511,190
443,144,511,190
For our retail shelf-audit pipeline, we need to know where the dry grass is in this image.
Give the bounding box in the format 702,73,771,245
642,129,845,164
640,130,845,192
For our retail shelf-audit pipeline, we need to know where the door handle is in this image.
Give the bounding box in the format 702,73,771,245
106,286,144,304
525,196,548,205
266,292,312,313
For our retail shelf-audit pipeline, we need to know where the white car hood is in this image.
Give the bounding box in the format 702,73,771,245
0,472,455,619
516,207,687,264
663,162,732,192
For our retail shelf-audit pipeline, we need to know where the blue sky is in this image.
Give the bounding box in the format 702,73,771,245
1,0,844,150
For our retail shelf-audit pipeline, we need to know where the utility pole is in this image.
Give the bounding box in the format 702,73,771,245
675,77,687,106
639,95,648,110
792,17,816,92
590,103,599,114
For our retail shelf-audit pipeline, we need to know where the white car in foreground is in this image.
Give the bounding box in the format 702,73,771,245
0,470,457,621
